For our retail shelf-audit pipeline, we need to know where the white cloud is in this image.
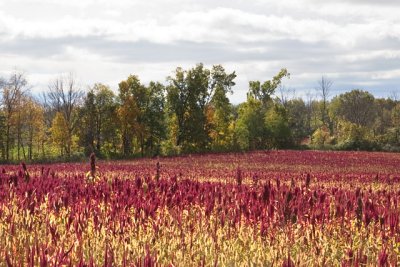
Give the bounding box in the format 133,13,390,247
338,50,400,62
371,69,400,80
0,0,399,102
2,6,399,46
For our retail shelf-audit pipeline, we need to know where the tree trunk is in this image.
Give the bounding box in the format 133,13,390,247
140,135,144,157
5,123,10,161
28,127,33,160
96,115,102,152
122,128,131,156
17,125,20,161
20,135,26,160
66,129,72,158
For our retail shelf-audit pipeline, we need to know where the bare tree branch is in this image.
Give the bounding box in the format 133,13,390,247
277,85,296,108
315,76,333,126
389,90,399,101
46,73,84,157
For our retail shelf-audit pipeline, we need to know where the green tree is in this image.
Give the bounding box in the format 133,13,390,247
335,119,374,150
311,125,333,147
235,69,290,150
371,98,395,144
208,65,236,150
79,84,117,156
181,64,210,151
329,90,378,150
380,102,400,149
265,104,292,148
80,89,96,154
1,72,28,161
118,76,166,156
117,76,141,156
248,69,289,107
391,102,400,127
235,97,264,150
141,81,166,156
329,90,376,127
167,63,235,152
286,98,310,144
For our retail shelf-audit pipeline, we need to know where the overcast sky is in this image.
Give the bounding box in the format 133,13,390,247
1,0,399,103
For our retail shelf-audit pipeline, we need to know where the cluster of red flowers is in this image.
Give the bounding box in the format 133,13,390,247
0,150,399,265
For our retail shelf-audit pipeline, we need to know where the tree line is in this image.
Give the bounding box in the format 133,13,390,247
0,64,399,162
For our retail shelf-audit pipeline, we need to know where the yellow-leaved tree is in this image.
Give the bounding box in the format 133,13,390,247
21,97,46,160
50,112,70,156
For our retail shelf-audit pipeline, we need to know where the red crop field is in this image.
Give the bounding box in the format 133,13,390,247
1,150,400,266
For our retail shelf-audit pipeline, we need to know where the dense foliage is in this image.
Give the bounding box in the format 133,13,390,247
0,150,399,265
0,67,399,162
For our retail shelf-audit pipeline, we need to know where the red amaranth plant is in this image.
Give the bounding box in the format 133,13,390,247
0,150,399,264
282,255,295,267
236,167,242,187
90,152,96,179
155,161,160,182
305,173,311,188
378,248,388,266
21,162,30,182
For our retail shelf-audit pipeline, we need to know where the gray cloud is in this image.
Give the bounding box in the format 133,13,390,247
0,36,336,63
0,0,399,103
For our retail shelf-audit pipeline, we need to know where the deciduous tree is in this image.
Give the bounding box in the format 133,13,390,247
0,71,29,161
47,74,83,158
